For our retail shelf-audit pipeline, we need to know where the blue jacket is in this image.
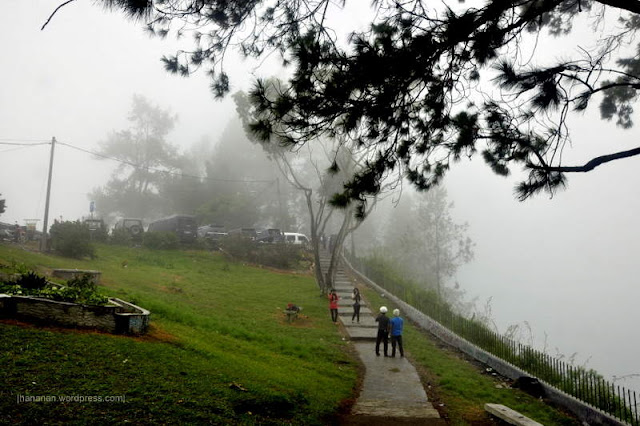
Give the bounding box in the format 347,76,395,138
389,316,404,336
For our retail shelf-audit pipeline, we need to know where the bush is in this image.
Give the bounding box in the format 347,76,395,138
220,236,306,269
14,271,48,290
142,231,180,250
0,272,108,305
109,228,132,246
49,221,96,259
57,274,108,305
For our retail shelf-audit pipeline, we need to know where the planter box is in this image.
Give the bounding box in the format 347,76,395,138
0,294,149,335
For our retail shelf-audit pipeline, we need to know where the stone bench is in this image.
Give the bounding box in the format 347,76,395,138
484,403,543,426
51,269,102,284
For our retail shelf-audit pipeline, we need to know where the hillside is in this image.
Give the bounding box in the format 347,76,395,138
0,243,357,425
1,242,584,425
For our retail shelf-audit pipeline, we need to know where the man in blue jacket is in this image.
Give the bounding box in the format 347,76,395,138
390,308,404,357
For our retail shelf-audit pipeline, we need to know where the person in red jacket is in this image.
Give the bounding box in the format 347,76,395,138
328,289,339,323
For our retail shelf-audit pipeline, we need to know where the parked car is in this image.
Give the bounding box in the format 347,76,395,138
283,232,309,245
256,228,284,243
148,215,197,243
227,228,258,240
197,224,227,240
83,218,107,241
83,218,105,232
113,218,144,239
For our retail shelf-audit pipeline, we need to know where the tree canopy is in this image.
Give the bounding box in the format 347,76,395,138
91,94,181,219
88,0,640,209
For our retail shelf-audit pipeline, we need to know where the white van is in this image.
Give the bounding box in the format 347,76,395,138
283,232,309,245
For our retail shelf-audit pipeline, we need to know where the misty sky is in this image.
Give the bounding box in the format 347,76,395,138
0,1,638,392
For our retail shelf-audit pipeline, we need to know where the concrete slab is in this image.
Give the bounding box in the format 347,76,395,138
351,342,440,419
339,307,372,316
341,316,378,328
484,404,543,426
343,327,377,341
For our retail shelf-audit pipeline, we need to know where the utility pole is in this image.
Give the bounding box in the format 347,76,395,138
40,137,56,252
276,177,285,230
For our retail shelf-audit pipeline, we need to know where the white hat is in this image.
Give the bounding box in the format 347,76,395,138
393,309,400,317
379,306,388,313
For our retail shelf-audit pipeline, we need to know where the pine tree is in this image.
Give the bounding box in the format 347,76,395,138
81,1,640,207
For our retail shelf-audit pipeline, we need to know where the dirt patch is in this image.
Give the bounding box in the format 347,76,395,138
0,318,115,337
132,323,179,344
159,285,183,294
0,318,175,344
275,311,317,328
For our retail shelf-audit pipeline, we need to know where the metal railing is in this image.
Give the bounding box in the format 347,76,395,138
345,251,639,426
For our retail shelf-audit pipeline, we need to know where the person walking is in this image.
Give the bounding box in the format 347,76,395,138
375,306,390,356
328,289,339,324
390,308,404,357
351,288,361,323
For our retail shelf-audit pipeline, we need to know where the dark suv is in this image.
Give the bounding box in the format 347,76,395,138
148,215,197,243
113,218,144,240
83,218,107,241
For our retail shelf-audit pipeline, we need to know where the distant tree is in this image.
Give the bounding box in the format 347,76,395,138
383,186,474,298
199,117,297,230
196,192,261,230
157,152,208,217
91,94,181,219
91,0,640,207
0,194,5,215
236,90,393,292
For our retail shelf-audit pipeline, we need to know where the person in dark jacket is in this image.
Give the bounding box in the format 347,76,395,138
389,308,404,357
375,306,390,356
328,289,339,323
351,288,361,323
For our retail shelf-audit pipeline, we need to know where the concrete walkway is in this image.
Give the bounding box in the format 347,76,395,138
320,253,443,424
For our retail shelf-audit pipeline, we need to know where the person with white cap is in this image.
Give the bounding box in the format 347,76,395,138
389,308,404,357
374,306,390,357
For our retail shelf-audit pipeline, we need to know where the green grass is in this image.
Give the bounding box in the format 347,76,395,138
0,243,357,425
360,287,580,426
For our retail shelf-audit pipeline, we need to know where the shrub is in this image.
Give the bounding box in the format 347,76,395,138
14,271,48,290
49,221,96,259
109,227,132,246
60,274,108,305
142,231,179,250
0,272,108,305
220,236,305,269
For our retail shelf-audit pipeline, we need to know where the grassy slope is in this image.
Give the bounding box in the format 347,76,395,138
0,243,357,425
360,286,580,426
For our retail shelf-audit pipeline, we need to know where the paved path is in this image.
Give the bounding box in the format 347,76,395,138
320,252,443,424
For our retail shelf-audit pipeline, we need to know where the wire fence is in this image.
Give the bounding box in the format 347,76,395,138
345,251,639,426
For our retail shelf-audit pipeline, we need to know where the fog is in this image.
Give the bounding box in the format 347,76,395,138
445,136,640,391
1,1,638,393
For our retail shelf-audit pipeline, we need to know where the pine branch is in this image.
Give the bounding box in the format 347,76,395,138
41,0,77,31
531,146,640,172
595,0,640,15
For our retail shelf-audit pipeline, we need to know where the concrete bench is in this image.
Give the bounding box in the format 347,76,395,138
484,403,543,426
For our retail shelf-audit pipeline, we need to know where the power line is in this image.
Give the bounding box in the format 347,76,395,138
56,140,276,185
0,140,50,146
